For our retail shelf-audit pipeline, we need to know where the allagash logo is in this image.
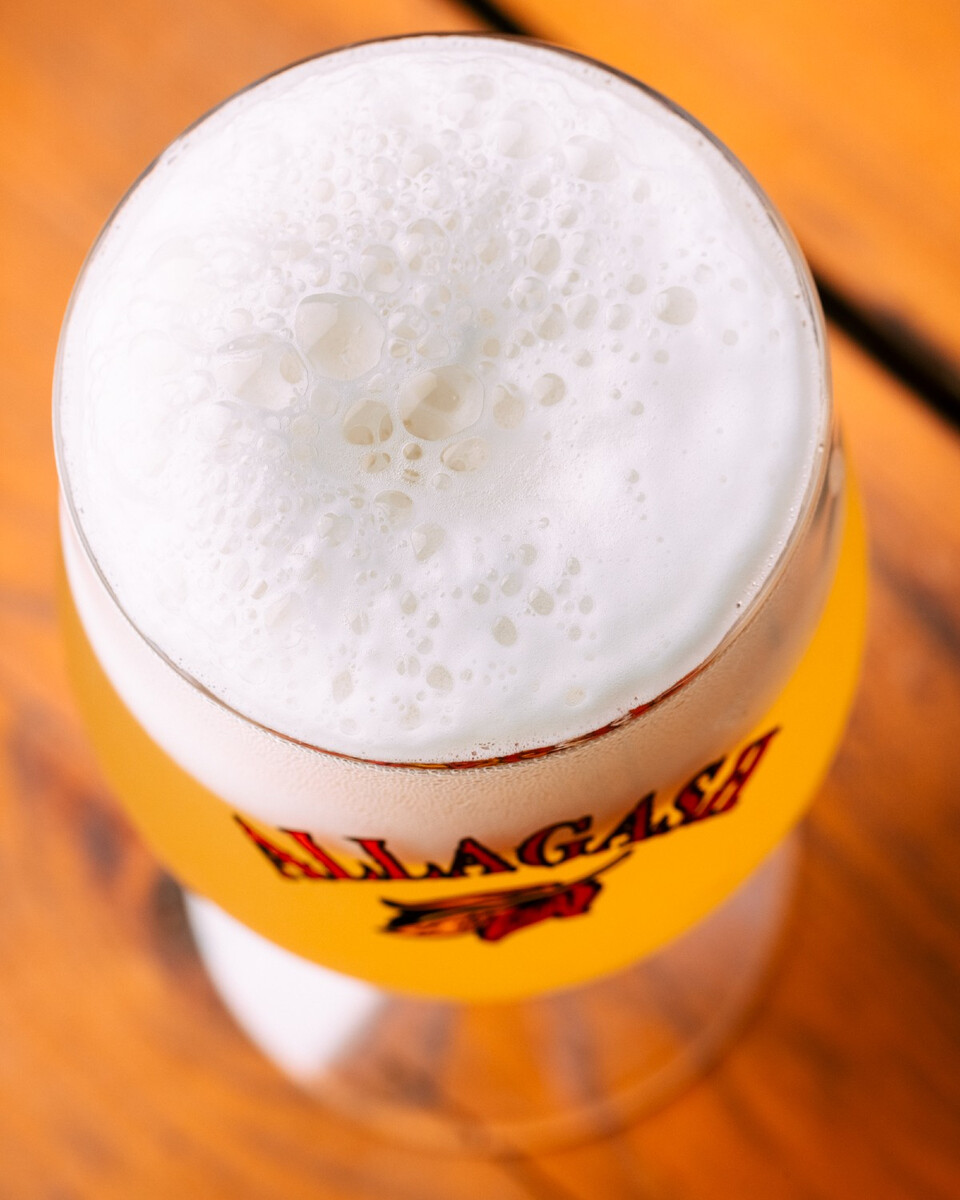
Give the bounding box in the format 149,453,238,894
233,728,778,944
379,851,631,943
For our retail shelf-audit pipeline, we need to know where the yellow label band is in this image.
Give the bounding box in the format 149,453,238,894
62,488,866,1002
235,725,777,886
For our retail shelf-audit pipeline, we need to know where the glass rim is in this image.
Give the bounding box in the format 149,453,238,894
53,31,834,773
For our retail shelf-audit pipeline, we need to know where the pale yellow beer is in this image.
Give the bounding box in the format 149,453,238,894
60,494,864,1000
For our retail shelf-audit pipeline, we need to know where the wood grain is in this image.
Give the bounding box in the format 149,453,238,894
499,0,960,385
2,0,959,1195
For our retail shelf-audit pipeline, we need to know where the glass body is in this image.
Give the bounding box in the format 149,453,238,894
54,35,866,1144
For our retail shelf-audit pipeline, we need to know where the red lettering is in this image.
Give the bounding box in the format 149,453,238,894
236,735,781,885
282,829,367,879
350,837,414,880
705,728,780,816
234,817,329,880
446,837,516,878
673,761,725,824
477,880,601,942
591,793,669,853
516,816,593,867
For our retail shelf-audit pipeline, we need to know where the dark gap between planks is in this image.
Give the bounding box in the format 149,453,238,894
453,0,960,428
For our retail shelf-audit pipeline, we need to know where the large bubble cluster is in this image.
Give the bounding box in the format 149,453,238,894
60,37,821,760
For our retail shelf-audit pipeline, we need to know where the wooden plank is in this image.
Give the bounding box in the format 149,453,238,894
498,0,960,387
2,0,960,1194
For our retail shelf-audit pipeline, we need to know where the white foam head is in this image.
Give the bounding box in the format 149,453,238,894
58,36,825,763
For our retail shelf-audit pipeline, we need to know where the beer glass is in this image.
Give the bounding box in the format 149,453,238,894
54,34,866,1151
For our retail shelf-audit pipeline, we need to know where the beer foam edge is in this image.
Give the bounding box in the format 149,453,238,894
59,36,824,760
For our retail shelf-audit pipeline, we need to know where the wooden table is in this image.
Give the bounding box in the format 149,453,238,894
2,0,959,1195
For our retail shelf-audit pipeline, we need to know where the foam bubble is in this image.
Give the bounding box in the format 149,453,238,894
295,294,384,380
528,234,560,274
492,617,518,647
533,374,566,407
565,135,618,182
426,664,454,692
440,438,488,472
412,523,445,562
654,286,698,325
398,367,484,440
529,588,554,615
342,400,393,445
497,101,555,159
215,334,306,410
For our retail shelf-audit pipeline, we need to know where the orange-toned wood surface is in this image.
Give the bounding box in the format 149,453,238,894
506,0,960,381
2,0,959,1196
